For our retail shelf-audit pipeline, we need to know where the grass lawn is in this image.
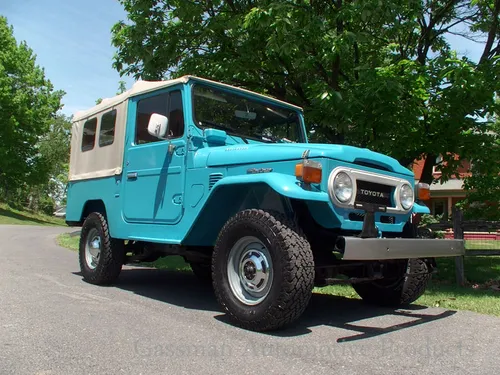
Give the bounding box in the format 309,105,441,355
0,203,65,226
466,240,500,250
57,233,500,317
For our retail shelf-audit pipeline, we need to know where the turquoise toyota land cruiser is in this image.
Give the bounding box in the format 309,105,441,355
66,75,464,331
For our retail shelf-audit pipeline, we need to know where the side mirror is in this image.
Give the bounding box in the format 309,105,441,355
147,113,169,139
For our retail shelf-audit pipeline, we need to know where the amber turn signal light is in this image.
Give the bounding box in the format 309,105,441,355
295,160,322,184
417,182,431,201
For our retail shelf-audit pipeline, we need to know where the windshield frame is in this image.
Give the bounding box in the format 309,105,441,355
189,82,307,144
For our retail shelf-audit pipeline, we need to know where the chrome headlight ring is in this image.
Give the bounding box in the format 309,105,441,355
332,171,353,203
399,183,414,210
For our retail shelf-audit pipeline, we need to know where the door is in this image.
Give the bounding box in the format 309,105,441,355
122,89,186,224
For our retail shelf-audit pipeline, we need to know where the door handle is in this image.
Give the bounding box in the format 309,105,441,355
127,172,138,180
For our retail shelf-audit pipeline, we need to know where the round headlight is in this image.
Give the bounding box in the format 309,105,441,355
399,183,414,210
333,172,353,203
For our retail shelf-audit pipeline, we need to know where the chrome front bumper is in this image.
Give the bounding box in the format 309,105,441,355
341,238,465,261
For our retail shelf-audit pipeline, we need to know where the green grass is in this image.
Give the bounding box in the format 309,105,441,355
466,240,500,250
0,203,65,226
315,283,500,317
56,233,500,317
434,256,500,284
55,234,193,272
144,256,192,272
56,232,80,249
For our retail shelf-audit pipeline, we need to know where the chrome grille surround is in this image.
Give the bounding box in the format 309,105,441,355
327,167,414,214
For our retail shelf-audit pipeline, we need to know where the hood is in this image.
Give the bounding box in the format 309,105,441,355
201,143,413,176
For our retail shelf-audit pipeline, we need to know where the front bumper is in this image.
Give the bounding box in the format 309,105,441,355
340,237,465,261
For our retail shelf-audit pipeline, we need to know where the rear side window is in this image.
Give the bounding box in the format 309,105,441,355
82,118,97,152
99,109,116,147
135,90,184,145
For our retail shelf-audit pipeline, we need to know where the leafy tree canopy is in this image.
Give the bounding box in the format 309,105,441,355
111,0,500,183
0,16,64,196
461,118,500,220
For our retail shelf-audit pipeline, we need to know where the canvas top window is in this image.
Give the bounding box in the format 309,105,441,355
99,109,116,147
81,117,97,152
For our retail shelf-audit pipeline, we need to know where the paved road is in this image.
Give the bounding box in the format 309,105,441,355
1,225,499,375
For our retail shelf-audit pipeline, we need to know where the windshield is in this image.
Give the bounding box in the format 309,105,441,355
193,84,305,143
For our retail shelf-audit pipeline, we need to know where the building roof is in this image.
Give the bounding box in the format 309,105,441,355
412,157,471,181
73,75,303,122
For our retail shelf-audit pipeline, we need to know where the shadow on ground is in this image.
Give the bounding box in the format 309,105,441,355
0,207,55,225
92,267,456,341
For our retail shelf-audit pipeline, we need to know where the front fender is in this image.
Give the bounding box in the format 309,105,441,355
412,201,430,214
182,173,328,246
211,173,329,202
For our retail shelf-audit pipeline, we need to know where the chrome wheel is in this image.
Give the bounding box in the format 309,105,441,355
227,236,273,305
85,228,101,270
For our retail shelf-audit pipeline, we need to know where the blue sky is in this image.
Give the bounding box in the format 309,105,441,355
0,0,487,117
0,0,135,116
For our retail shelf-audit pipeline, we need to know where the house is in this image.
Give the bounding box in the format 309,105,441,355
412,156,471,219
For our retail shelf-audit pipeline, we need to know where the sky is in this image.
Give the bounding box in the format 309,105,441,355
0,0,488,117
0,0,135,116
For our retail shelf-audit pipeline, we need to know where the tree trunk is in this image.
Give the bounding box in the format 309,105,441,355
419,154,436,184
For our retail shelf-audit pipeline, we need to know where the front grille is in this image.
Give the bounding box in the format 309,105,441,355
348,213,395,224
355,180,393,207
348,213,365,222
381,215,395,224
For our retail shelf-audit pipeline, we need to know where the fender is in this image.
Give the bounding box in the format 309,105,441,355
412,201,430,214
210,172,329,202
182,173,328,246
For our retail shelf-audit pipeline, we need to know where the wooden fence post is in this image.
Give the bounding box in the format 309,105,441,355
453,208,465,287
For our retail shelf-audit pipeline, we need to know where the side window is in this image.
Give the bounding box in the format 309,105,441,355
99,109,116,147
136,93,168,145
82,118,97,152
135,90,184,145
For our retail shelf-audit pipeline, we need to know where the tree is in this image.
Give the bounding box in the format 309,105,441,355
461,119,500,220
112,0,500,183
7,113,72,213
0,16,64,201
117,80,127,94
36,113,72,206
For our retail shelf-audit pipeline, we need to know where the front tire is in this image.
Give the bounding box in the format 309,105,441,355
212,209,314,331
352,259,431,306
79,212,124,285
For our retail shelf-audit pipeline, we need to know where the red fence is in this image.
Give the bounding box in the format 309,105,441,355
443,231,500,240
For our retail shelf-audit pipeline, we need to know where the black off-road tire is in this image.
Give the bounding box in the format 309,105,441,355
212,209,315,332
352,258,431,306
190,262,212,282
79,212,125,285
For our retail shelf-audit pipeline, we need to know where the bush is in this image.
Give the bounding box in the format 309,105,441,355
418,213,444,227
38,196,55,216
